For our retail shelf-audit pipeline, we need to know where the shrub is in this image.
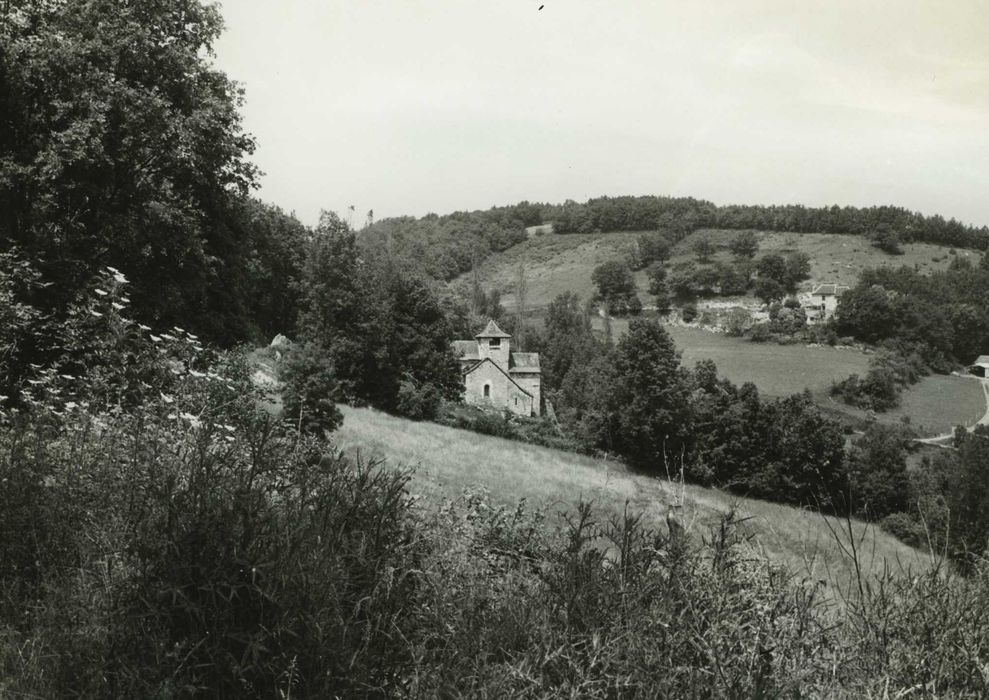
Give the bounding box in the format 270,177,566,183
868,225,903,254
681,303,698,323
1,402,423,697
830,350,927,413
880,512,928,548
769,304,807,335
396,377,443,420
728,230,759,258
0,270,434,696
724,308,751,336
637,232,672,268
437,402,581,452
749,323,772,343
692,235,715,263
806,324,839,346
280,341,344,435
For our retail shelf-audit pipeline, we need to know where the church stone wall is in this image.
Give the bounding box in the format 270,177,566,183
464,361,533,416
512,372,541,416
477,338,510,369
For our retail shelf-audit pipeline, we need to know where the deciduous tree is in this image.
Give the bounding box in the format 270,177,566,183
589,318,694,470
1,0,260,342
729,231,759,259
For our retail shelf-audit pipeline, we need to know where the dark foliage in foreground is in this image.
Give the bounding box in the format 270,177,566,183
8,378,989,698
0,0,311,346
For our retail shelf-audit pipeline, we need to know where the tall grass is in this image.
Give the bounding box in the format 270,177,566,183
335,404,931,590
6,387,989,695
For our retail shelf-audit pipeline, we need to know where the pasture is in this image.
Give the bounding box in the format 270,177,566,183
334,404,932,592
679,229,979,290
471,228,975,312
668,325,870,396
594,316,868,397
591,319,986,436
826,374,988,437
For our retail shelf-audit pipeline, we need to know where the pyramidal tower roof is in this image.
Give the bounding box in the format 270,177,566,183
475,319,511,339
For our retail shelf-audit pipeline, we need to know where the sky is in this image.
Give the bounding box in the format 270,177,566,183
212,1,989,228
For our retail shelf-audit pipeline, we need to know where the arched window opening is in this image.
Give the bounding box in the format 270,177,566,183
483,384,491,398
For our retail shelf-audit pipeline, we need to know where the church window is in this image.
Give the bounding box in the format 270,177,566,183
489,338,501,348
483,384,491,398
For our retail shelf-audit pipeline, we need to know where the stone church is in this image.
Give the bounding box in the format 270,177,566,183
452,320,541,417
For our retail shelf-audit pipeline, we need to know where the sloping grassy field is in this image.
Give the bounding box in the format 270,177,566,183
681,229,980,290
463,229,985,433
472,229,973,312
334,405,932,591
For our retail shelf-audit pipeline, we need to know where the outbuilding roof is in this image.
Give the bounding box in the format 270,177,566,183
810,283,849,296
475,319,512,339
973,355,989,367
510,352,541,372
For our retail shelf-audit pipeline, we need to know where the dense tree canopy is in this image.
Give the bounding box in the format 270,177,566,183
0,0,276,343
358,205,533,281
589,318,694,470
691,374,848,508
591,260,641,316
835,263,989,366
297,213,460,417
846,425,911,519
548,195,988,249
948,428,989,569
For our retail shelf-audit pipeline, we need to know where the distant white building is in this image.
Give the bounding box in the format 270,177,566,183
805,283,849,324
524,223,554,238
970,355,989,378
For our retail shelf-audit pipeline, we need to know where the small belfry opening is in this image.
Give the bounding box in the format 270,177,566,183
483,384,491,398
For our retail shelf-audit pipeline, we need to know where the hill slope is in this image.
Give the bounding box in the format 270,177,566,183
458,229,985,435
334,405,932,591
469,229,978,313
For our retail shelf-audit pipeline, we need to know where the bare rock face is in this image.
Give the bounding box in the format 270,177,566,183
270,334,291,348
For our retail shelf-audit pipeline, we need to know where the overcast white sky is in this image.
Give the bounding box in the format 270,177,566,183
212,1,989,228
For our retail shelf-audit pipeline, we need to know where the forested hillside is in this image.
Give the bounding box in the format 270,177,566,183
358,195,989,287
547,195,989,250
358,201,543,280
